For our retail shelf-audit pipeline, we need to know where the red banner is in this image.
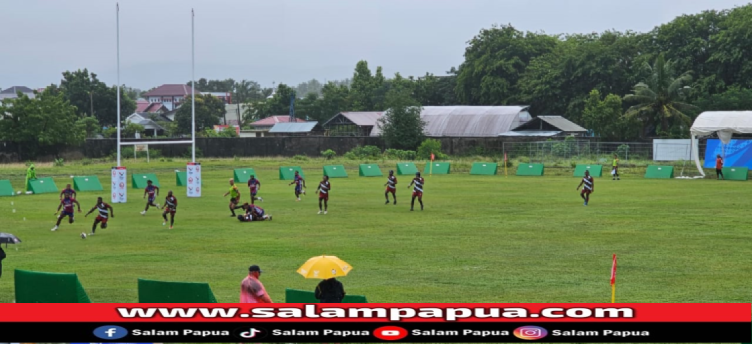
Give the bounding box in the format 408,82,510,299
0,303,747,323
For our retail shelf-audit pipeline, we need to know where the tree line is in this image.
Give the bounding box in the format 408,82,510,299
3,4,752,158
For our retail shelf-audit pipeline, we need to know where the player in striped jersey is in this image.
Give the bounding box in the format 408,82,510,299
84,197,114,236
407,172,425,211
140,180,160,215
384,170,397,205
161,190,178,229
60,184,77,200
316,175,331,215
577,170,595,206
52,194,81,231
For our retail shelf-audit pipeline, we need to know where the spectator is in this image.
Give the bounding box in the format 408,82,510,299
716,154,725,180
0,246,5,278
240,265,272,303
315,277,346,303
25,164,36,192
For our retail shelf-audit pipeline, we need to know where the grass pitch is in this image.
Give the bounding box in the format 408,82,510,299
0,158,750,303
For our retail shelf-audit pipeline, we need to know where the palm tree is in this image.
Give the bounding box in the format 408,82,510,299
624,54,699,137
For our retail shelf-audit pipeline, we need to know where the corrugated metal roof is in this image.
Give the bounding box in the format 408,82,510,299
268,121,319,133
252,115,307,127
499,130,561,137
323,112,383,127
370,106,531,137
537,116,586,132
143,84,198,97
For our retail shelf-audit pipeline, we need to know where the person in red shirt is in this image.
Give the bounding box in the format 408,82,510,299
316,176,331,215
240,265,272,303
384,170,397,205
407,172,425,211
84,197,114,236
715,154,725,180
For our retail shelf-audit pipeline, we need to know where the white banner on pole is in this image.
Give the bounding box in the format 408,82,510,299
111,166,127,203
187,162,201,197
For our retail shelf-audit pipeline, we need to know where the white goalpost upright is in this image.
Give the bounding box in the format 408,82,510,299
111,4,200,204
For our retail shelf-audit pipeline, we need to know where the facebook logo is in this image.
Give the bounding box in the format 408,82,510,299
93,325,128,339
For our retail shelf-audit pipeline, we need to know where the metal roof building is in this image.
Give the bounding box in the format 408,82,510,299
268,122,322,136
370,106,532,137
323,111,384,136
501,115,587,137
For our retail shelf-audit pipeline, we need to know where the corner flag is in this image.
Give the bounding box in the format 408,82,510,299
610,254,617,303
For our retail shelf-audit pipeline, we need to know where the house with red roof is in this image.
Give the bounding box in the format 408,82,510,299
142,84,199,111
250,116,307,130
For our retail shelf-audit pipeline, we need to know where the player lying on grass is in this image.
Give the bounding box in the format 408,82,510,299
161,190,178,229
237,203,272,222
83,197,114,236
140,180,160,215
52,194,81,231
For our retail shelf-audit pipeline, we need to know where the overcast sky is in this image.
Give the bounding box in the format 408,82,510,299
0,0,747,91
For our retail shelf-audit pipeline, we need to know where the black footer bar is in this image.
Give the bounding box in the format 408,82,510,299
0,322,749,342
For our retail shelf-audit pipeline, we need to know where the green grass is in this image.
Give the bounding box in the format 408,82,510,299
0,158,750,303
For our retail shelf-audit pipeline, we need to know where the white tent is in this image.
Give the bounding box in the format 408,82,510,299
689,111,752,177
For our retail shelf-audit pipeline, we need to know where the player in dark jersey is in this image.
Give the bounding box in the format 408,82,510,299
384,170,397,205
140,180,160,215
247,175,263,204
316,175,331,215
161,190,178,229
237,203,272,222
288,171,306,201
60,184,77,200
84,197,114,237
52,194,81,231
407,172,425,211
577,170,595,206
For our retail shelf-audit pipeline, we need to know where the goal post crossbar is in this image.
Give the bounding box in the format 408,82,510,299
119,140,194,146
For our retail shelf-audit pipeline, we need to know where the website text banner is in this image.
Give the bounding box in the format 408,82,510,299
0,321,749,342
0,303,748,322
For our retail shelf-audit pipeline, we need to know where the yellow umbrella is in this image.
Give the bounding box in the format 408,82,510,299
297,255,353,279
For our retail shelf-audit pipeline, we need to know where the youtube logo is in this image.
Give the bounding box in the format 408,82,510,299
373,326,408,340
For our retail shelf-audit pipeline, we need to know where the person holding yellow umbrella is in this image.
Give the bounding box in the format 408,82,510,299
297,255,351,303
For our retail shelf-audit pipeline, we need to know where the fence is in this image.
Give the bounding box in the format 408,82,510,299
502,140,708,165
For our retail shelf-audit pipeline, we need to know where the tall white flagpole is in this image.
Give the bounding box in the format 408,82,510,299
191,8,196,163
116,3,122,166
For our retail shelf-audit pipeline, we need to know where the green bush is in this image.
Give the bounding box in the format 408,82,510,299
53,158,65,167
417,139,448,160
384,149,417,160
81,158,93,166
345,145,381,159
293,154,309,161
182,147,203,159
321,149,337,160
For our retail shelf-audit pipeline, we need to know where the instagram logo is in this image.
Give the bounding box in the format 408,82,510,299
514,326,548,340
